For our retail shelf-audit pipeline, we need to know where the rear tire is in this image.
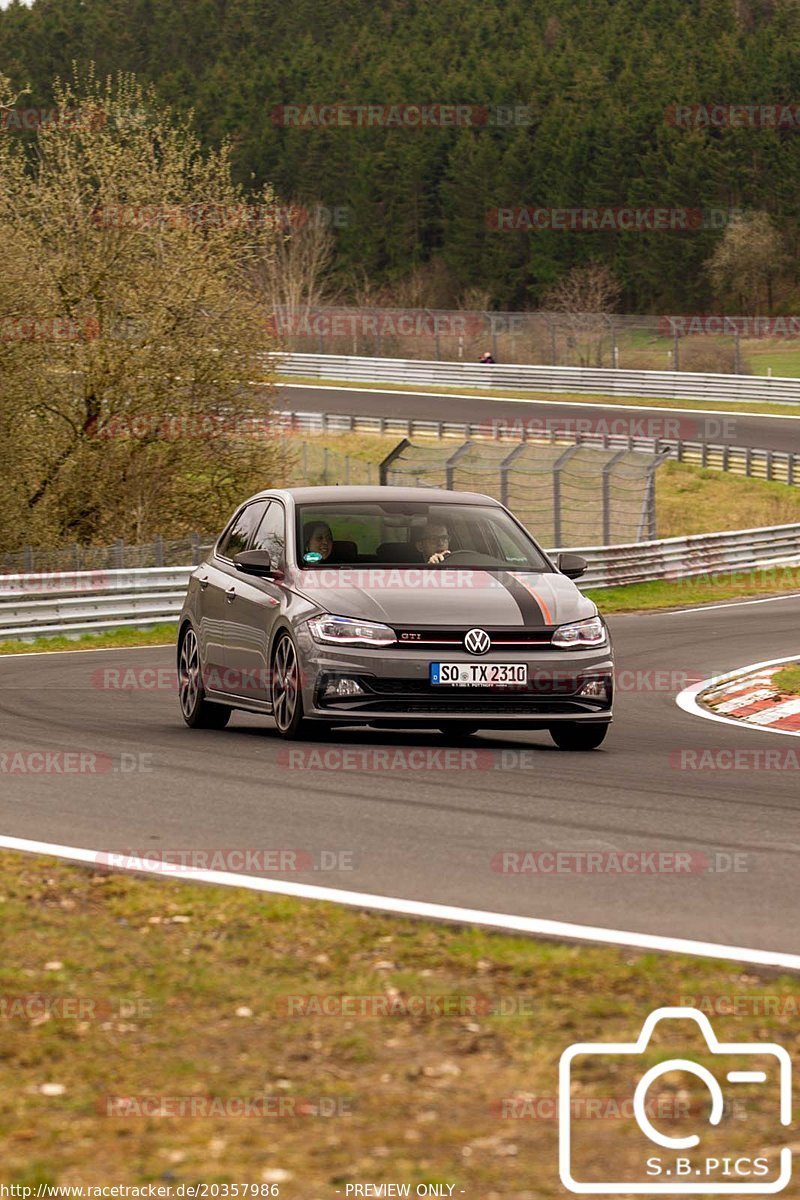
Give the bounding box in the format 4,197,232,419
271,632,311,739
437,723,479,738
549,723,608,751
179,627,232,730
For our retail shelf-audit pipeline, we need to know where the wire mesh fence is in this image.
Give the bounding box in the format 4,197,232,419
0,535,216,576
286,441,378,486
382,440,667,544
272,305,800,375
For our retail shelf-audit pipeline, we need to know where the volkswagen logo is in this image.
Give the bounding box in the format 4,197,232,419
464,627,491,655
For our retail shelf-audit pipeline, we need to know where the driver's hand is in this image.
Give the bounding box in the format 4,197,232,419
427,550,451,564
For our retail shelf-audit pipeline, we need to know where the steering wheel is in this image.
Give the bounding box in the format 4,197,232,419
430,550,503,567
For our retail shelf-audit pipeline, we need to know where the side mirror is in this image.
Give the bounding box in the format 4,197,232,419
234,550,283,579
557,552,587,580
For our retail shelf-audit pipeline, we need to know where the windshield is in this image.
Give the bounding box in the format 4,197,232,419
295,501,552,570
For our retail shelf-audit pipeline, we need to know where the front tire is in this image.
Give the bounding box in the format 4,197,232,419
271,632,311,739
178,627,231,729
549,722,609,751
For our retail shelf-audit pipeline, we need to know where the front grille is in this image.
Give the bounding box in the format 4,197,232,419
393,626,554,651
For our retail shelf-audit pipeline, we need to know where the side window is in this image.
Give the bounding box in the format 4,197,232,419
217,501,268,559
252,501,287,566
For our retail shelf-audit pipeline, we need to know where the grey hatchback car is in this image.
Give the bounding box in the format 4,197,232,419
177,486,614,749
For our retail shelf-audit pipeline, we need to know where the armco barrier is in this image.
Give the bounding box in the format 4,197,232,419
274,351,800,406
2,526,799,639
0,568,192,638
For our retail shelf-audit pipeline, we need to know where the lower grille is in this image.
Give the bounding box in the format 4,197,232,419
358,677,580,697
365,701,591,715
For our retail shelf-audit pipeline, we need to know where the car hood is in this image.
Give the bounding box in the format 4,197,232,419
288,567,596,627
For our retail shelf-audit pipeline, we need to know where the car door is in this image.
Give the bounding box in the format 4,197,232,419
223,499,288,704
194,504,266,684
208,499,269,695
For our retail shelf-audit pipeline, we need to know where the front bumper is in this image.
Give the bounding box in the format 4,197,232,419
296,630,614,727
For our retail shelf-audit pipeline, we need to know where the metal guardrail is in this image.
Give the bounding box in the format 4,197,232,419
567,525,800,589
278,409,800,486
0,568,192,638
275,352,800,406
2,526,799,639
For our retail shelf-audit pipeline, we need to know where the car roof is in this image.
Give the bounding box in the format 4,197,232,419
256,486,501,505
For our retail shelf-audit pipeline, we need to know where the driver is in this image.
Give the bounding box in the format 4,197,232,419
415,521,451,564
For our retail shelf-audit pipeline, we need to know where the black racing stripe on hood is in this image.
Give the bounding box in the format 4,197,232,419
495,572,546,626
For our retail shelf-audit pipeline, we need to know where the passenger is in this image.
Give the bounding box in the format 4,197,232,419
303,521,334,561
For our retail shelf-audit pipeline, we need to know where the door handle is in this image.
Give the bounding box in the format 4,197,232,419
225,587,236,603
199,577,209,590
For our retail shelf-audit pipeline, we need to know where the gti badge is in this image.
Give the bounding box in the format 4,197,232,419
464,628,491,655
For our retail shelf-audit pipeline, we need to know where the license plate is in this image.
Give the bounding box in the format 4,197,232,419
430,662,528,687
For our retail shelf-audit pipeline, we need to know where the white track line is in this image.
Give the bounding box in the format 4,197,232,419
0,833,798,970
676,654,800,736
280,380,800,422
0,642,174,658
657,593,800,616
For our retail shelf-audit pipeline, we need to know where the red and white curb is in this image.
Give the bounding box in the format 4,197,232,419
676,654,800,736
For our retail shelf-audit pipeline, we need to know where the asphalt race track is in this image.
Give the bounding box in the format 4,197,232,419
2,595,799,956
278,383,800,454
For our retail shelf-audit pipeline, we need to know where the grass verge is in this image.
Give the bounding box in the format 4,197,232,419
585,565,800,613
0,849,796,1190
0,623,177,656
657,461,800,536
772,663,800,695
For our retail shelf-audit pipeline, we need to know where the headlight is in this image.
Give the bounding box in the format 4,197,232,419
306,615,396,647
551,616,607,649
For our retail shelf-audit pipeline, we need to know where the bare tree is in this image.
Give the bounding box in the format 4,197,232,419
376,258,455,310
707,210,785,314
457,285,493,312
542,262,621,366
0,69,287,550
255,204,338,342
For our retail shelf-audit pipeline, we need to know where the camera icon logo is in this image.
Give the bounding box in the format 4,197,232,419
559,1006,791,1194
